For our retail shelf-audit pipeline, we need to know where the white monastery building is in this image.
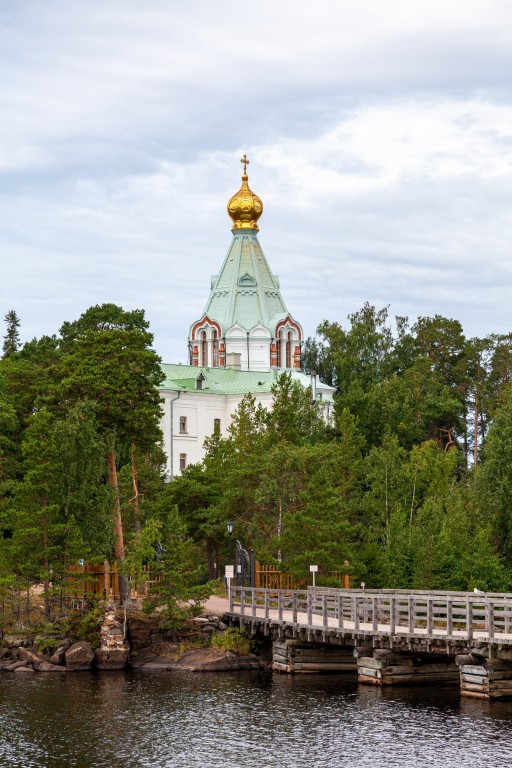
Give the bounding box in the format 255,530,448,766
160,157,334,478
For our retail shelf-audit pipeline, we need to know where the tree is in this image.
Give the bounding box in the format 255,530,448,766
57,304,164,603
476,388,512,563
2,310,20,358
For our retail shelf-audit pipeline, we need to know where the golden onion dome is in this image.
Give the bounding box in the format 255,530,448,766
227,154,263,231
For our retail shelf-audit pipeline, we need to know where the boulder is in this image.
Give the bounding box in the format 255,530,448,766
19,647,47,670
4,635,30,649
2,660,28,672
49,646,68,666
65,641,95,670
39,661,67,673
14,665,35,674
94,647,129,670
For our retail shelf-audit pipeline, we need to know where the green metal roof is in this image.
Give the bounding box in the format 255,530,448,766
192,230,293,335
160,363,333,399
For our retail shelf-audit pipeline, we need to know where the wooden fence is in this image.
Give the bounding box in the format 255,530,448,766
67,562,161,600
255,563,349,590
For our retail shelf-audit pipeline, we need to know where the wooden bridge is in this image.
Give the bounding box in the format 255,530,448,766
226,586,512,700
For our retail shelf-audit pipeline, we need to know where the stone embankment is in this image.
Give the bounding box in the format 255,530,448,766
0,601,267,674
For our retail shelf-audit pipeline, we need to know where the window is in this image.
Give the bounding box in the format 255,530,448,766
213,418,221,434
179,416,187,434
179,453,187,470
212,330,219,367
286,332,292,368
201,331,208,366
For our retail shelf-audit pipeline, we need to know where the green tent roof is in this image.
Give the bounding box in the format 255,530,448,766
160,363,333,399
192,230,295,335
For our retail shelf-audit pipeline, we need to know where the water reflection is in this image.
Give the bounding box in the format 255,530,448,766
1,671,511,767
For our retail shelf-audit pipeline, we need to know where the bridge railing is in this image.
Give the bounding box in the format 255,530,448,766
228,586,512,644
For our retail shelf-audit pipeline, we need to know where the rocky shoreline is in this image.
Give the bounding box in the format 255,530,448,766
0,605,268,675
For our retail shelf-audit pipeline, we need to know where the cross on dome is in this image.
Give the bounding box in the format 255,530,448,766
227,156,263,230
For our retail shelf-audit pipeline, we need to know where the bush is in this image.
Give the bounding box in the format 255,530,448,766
211,627,253,655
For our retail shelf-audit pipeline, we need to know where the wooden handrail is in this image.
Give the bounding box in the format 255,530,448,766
228,586,512,646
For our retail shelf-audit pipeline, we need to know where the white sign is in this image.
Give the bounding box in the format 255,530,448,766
309,565,318,573
225,565,234,579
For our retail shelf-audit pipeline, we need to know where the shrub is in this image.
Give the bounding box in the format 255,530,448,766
211,627,253,655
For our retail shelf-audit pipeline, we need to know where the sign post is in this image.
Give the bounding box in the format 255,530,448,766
310,564,318,588
225,564,234,599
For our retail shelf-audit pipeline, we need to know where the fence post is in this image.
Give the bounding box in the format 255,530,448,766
446,596,453,637
487,600,495,641
427,598,433,636
389,597,395,635
353,594,360,631
467,597,473,642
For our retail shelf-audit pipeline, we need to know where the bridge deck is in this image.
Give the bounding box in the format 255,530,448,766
228,587,512,646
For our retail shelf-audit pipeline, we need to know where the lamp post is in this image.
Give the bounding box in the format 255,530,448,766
226,520,234,566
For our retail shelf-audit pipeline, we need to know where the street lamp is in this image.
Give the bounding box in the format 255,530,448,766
226,520,234,565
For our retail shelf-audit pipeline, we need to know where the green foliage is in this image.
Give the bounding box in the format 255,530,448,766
144,505,213,634
2,310,21,358
67,603,105,646
0,299,510,606
211,627,253,655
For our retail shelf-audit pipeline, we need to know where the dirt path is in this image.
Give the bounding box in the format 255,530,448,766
203,595,230,617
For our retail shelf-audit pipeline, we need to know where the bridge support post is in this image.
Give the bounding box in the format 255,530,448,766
272,637,357,673
357,649,459,686
457,651,512,700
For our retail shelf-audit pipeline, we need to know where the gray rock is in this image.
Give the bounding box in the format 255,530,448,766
49,646,67,666
94,646,129,670
19,647,47,670
65,641,95,671
39,661,67,673
14,665,36,674
3,660,29,672
4,635,30,649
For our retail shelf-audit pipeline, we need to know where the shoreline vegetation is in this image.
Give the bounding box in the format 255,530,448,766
2,302,512,658
0,596,268,675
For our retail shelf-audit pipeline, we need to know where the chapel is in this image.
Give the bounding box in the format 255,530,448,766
159,157,334,478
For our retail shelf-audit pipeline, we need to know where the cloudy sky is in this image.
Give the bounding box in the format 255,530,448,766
1,1,512,361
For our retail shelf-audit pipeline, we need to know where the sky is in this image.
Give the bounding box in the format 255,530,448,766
1,0,512,362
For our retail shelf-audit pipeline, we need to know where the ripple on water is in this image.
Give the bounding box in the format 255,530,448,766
1,672,512,768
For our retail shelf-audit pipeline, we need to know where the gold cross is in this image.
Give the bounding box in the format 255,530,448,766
240,154,249,174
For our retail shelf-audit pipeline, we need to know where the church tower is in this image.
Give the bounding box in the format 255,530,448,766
188,156,303,372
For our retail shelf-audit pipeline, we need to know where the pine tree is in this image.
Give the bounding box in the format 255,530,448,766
2,310,20,358
57,304,164,604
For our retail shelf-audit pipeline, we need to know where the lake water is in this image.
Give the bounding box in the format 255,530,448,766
1,671,512,768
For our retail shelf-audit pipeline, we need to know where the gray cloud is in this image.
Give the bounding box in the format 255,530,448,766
1,1,512,357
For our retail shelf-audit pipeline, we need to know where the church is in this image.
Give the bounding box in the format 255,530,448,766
160,157,334,478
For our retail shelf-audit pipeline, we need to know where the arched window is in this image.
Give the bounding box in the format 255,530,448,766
286,332,292,369
201,331,208,366
212,330,218,367
277,330,286,368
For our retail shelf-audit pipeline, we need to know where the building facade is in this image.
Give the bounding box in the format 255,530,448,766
160,158,334,477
